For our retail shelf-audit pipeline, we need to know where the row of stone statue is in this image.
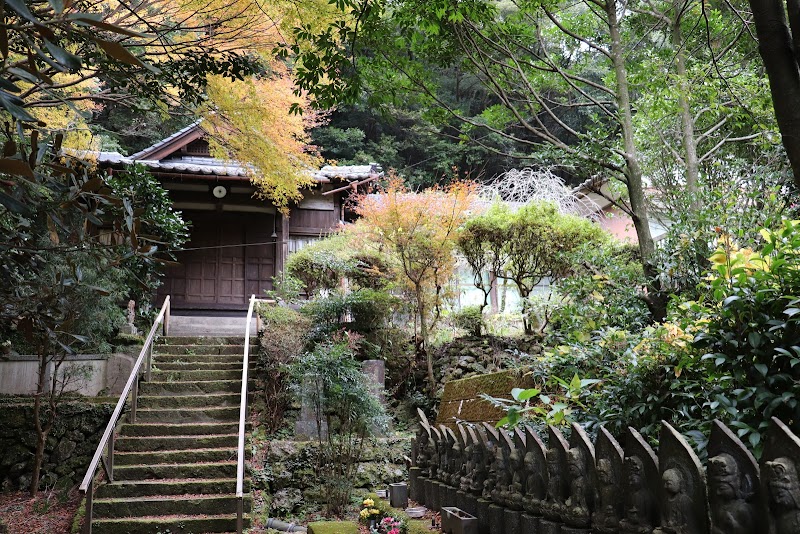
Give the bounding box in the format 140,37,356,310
410,410,800,534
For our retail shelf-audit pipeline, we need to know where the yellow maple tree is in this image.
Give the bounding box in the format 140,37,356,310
350,176,480,390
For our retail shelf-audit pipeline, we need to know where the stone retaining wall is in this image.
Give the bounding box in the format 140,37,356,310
252,438,411,517
0,399,115,490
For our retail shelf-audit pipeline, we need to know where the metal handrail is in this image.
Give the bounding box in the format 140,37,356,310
236,294,257,533
78,296,171,534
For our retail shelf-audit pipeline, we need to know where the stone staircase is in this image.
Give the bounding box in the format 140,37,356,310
90,336,255,534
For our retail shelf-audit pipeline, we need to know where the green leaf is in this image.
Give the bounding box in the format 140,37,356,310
44,40,82,71
754,363,768,377
512,387,540,401
71,16,151,38
94,38,161,73
0,91,37,122
5,0,39,24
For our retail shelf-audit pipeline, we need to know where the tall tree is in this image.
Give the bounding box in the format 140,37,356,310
748,0,800,186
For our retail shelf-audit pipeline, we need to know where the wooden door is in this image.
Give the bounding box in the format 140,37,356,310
160,213,268,310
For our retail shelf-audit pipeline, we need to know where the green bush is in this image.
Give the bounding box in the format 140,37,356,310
452,305,484,337
286,235,355,296
257,304,312,433
301,289,400,342
290,338,388,514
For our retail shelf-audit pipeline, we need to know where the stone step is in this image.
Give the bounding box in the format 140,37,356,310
93,494,251,519
116,433,239,452
115,447,237,466
154,353,248,365
91,514,249,534
139,379,249,396
158,336,248,346
96,478,247,499
137,393,242,409
150,369,244,381
156,344,256,355
153,361,248,372
121,422,239,437
113,461,237,481
134,406,240,423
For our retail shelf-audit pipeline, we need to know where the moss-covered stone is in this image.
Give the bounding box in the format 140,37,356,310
0,399,114,490
436,369,536,427
308,521,359,534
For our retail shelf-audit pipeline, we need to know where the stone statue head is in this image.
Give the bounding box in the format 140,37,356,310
546,447,560,475
765,457,800,509
709,453,741,500
568,447,584,478
662,467,684,496
597,457,613,484
625,455,644,488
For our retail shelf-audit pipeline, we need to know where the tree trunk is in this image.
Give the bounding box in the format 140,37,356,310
671,5,700,195
749,0,800,187
29,347,48,496
417,288,436,392
607,0,666,321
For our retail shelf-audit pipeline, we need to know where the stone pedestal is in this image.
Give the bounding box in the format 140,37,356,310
390,482,408,509
504,509,522,534
442,485,457,508
477,499,492,534
409,468,422,502
457,491,469,514
465,494,479,517
431,481,442,511
521,514,540,534
539,519,561,534
294,380,328,439
424,478,434,508
488,504,506,534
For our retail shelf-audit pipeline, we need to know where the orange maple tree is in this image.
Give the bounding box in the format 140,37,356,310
351,176,479,390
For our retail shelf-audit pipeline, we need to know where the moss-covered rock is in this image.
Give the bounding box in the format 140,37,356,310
308,521,359,534
436,369,536,427
0,399,114,490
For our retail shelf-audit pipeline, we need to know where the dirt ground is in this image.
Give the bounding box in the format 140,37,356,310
0,489,82,534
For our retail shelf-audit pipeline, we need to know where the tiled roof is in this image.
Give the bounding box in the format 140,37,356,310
129,120,204,160
90,152,380,182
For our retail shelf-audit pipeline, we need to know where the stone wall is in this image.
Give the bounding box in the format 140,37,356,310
0,399,115,490
0,352,136,396
251,438,410,517
410,415,800,534
433,336,541,387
